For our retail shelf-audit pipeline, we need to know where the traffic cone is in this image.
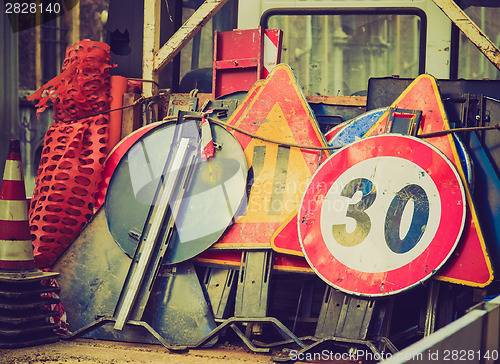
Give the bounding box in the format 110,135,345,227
0,139,60,348
0,139,35,270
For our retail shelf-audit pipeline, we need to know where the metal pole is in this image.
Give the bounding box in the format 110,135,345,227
432,0,500,71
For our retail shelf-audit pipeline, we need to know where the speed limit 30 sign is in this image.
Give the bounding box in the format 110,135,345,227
298,134,466,297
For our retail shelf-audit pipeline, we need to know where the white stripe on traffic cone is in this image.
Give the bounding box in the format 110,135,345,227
0,139,35,270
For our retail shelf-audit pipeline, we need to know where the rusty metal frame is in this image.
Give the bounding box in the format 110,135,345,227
60,316,188,352
190,316,307,353
61,315,306,354
142,0,230,98
432,0,500,72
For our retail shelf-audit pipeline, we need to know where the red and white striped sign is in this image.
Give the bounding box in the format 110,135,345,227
263,29,283,77
201,109,215,159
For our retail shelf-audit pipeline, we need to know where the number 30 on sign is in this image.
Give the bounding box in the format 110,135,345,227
298,134,466,297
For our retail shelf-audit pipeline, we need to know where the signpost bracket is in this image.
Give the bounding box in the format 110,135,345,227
188,316,306,353
204,267,237,320
58,316,188,352
234,250,273,336
271,285,396,362
167,96,199,117
202,98,240,122
315,286,388,341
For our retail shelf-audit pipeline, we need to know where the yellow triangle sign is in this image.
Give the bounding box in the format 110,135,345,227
365,74,493,287
213,64,329,248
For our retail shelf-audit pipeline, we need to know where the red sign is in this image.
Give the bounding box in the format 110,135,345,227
211,64,329,249
95,123,158,210
271,210,302,257
213,28,283,99
196,250,313,274
299,134,466,297
365,74,494,287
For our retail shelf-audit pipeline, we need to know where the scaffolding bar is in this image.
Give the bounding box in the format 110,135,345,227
432,0,500,71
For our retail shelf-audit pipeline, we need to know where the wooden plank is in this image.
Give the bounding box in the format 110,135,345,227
432,0,500,71
154,0,230,74
142,0,161,98
121,93,142,139
159,93,366,118
65,2,80,48
306,95,367,107
35,12,42,90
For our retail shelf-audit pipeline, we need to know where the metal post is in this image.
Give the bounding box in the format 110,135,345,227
432,0,500,71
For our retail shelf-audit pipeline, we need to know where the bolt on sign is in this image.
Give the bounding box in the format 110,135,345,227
364,74,493,287
299,134,467,297
211,64,330,249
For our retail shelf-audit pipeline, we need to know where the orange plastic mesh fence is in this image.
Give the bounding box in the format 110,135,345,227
27,40,114,268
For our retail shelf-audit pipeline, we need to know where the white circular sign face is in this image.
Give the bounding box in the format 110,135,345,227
319,156,441,273
298,134,466,297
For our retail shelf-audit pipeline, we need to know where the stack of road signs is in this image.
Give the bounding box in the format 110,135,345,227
201,64,329,255
273,75,493,292
298,134,466,296
195,64,332,284
47,62,497,352
364,74,493,287
0,139,60,348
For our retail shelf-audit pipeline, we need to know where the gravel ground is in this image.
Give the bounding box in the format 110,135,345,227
0,338,365,364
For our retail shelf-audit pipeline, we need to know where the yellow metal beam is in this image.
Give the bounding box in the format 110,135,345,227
432,0,500,71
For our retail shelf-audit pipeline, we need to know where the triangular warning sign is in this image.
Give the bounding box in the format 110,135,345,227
271,108,388,260
365,74,493,287
212,64,329,248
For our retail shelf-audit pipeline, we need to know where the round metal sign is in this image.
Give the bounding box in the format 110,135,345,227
326,107,387,146
105,121,247,265
298,134,466,297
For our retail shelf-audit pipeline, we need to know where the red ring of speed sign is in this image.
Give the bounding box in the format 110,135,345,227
298,134,466,297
